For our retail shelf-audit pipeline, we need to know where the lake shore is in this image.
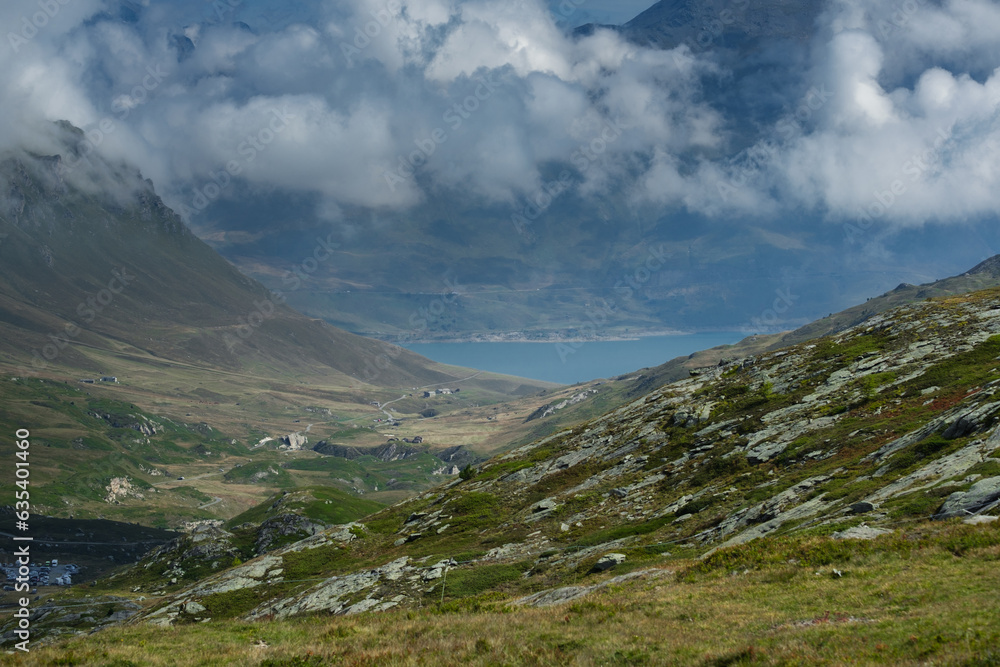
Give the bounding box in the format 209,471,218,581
361,327,743,345
398,332,747,385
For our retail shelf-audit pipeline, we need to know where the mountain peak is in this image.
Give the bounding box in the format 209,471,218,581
963,255,1000,277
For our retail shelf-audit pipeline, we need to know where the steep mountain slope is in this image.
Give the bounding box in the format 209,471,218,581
0,131,554,528
0,138,485,388
112,282,1000,628
614,255,1000,392
622,0,822,51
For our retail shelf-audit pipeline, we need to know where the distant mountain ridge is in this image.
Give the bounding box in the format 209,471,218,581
0,127,514,389
964,255,1000,277
620,0,823,50
621,253,1000,391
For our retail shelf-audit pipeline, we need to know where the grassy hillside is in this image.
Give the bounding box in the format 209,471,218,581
224,487,384,529
10,283,1000,662
5,518,997,665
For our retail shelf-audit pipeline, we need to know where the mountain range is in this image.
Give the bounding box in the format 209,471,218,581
2,0,1000,662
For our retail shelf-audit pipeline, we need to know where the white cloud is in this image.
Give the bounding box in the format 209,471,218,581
1,0,999,233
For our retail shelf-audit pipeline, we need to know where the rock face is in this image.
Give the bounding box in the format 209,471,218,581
745,440,788,465
524,389,599,422
255,513,324,554
936,477,1000,518
515,569,668,608
279,432,308,450
941,403,1000,440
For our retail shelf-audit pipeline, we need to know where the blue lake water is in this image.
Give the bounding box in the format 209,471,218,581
404,332,745,385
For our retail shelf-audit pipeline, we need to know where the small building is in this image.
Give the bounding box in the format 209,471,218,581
100,376,118,383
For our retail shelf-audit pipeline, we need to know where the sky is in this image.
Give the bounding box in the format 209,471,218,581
2,0,1000,238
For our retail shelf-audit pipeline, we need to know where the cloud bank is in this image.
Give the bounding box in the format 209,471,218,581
2,0,999,230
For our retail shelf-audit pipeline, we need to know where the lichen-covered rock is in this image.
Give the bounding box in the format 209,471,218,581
591,553,626,572
832,525,893,540
941,402,1000,439
936,476,1000,518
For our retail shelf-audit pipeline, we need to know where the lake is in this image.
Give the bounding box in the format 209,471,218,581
404,332,745,385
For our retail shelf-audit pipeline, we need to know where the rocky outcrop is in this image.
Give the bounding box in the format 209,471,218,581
515,569,668,607
255,513,325,554
941,402,1000,440
314,441,482,470
279,432,308,450
90,411,161,436
936,477,1000,519
104,477,145,504
314,441,422,461
436,445,480,468
525,389,599,422
832,525,893,540
312,442,364,458
591,553,626,572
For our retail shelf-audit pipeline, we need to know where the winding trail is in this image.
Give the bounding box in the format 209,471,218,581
379,394,408,420
418,371,482,389
198,496,223,510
